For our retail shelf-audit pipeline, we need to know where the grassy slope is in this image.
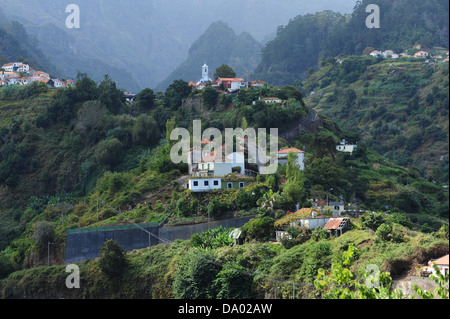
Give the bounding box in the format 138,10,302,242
302,57,449,178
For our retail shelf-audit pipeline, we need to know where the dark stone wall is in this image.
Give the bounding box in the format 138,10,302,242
64,216,254,264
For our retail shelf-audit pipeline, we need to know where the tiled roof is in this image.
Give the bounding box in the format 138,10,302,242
324,218,349,230
278,147,304,154
432,254,449,266
218,78,244,82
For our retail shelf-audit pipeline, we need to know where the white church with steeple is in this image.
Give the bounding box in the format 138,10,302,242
196,63,212,86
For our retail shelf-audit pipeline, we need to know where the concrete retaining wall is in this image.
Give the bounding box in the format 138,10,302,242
64,216,255,264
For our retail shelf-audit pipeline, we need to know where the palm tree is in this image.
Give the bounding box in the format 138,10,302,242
257,189,280,212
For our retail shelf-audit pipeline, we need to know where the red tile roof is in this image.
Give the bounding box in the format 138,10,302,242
432,254,449,266
278,147,304,154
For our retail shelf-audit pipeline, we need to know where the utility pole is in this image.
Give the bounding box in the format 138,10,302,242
47,242,53,266
327,188,333,206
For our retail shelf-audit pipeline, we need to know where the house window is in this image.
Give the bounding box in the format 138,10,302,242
193,181,198,187
213,180,219,186
239,182,244,188
227,182,233,189
204,180,209,186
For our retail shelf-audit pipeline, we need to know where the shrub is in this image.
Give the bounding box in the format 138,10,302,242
94,138,124,167
375,223,392,241
172,250,220,299
361,212,386,231
241,217,275,242
98,239,128,279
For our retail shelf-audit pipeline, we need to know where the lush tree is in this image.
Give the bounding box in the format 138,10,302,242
74,72,98,102
94,138,124,167
98,75,125,114
164,79,192,110
212,261,254,299
132,114,161,146
214,64,237,80
241,217,275,242
32,221,54,251
172,250,220,299
202,86,219,109
135,88,155,112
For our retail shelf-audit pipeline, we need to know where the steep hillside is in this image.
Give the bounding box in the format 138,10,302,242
0,19,61,77
254,0,449,86
156,21,263,91
302,56,449,181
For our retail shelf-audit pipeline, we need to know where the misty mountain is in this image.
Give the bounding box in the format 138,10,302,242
156,21,263,91
0,18,61,77
0,0,355,91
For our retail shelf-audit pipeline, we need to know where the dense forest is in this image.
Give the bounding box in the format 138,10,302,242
254,0,449,85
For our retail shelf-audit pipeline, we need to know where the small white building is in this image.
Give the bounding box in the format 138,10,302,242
383,50,394,58
336,139,357,154
1,62,21,72
188,177,222,192
426,254,449,277
17,64,30,73
260,97,282,104
370,50,382,57
277,148,305,170
328,202,345,214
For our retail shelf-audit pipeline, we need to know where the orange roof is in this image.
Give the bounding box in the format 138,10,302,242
432,255,449,266
218,78,244,82
278,147,304,154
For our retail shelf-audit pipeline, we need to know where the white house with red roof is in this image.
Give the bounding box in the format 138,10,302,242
1,62,21,72
370,50,382,57
414,51,429,58
216,77,245,92
425,254,449,277
278,147,305,170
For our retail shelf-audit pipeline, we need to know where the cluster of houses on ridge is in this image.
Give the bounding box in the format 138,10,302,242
187,63,267,93
186,135,357,193
369,49,449,62
0,62,74,88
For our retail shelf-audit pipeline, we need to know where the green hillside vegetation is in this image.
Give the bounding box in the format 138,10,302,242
0,72,447,298
302,56,449,181
1,219,448,299
254,0,449,86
